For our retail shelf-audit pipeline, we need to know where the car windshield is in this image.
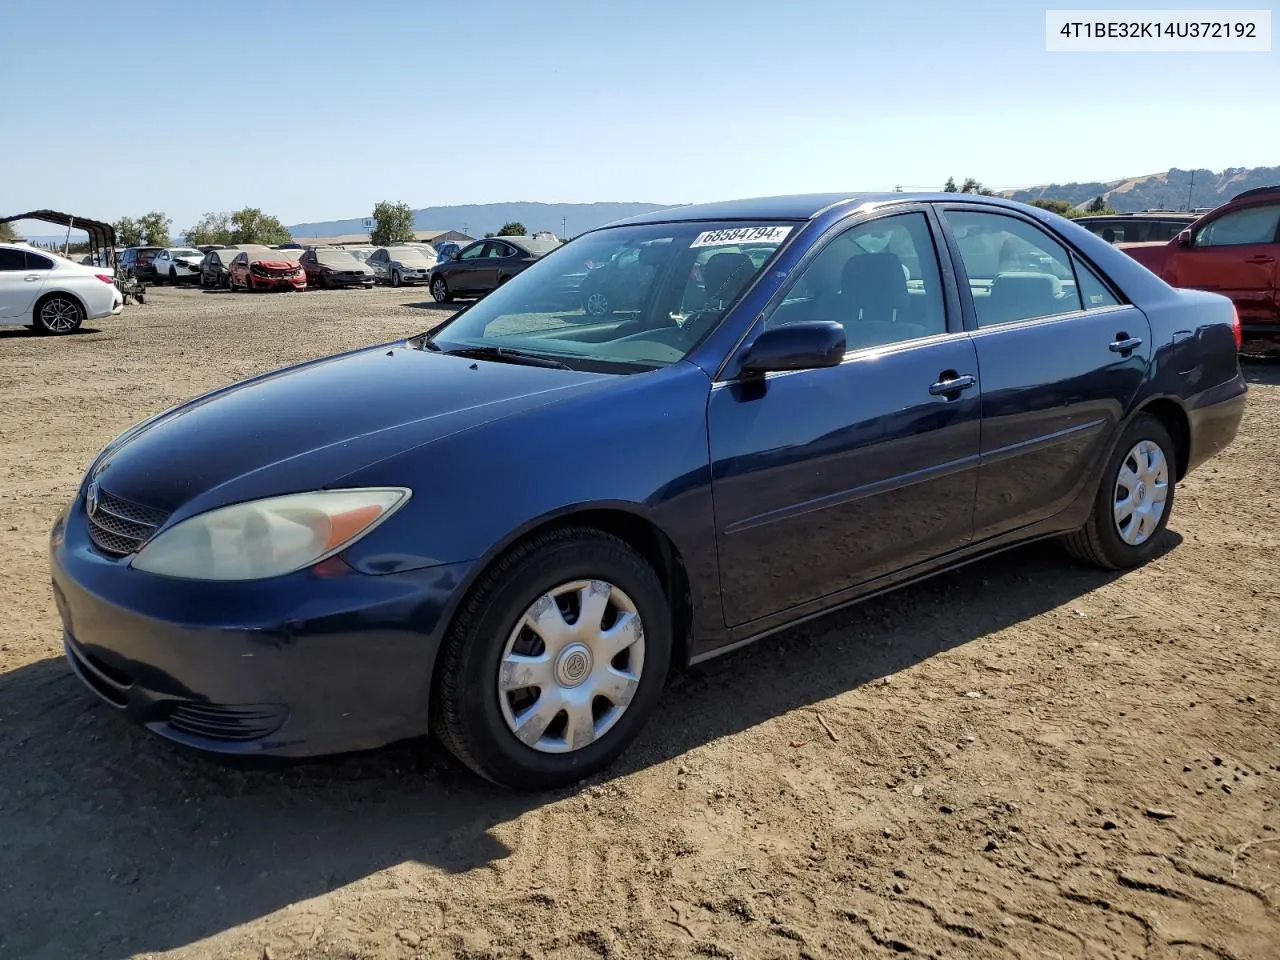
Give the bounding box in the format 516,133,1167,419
316,250,363,268
388,247,435,263
171,249,201,258
422,220,797,371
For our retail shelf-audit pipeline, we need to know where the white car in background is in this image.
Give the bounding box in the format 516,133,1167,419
152,247,206,284
0,243,123,334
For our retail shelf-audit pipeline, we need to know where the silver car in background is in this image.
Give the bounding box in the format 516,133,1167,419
368,244,437,286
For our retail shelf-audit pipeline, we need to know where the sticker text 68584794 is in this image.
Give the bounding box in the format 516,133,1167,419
690,225,793,248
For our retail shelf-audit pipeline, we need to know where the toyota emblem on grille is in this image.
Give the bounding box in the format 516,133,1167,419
86,479,100,519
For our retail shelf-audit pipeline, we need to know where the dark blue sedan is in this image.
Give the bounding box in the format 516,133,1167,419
50,193,1246,789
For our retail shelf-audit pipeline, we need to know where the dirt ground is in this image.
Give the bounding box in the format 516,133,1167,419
1,285,1277,960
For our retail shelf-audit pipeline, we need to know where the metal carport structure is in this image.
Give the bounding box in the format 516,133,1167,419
0,209,117,266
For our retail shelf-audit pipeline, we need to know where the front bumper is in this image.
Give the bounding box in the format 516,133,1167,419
250,274,306,290
50,497,472,757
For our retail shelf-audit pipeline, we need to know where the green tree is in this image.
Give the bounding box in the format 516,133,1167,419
960,177,995,196
1087,194,1108,213
0,221,16,242
370,201,415,246
943,176,958,193
185,211,234,246
229,207,292,245
1029,198,1076,216
484,231,496,238
496,221,527,236
114,216,143,247
138,211,172,246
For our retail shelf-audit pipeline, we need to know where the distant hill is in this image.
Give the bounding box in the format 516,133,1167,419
1000,166,1280,213
288,201,681,241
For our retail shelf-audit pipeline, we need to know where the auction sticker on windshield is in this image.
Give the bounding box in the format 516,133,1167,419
691,226,793,247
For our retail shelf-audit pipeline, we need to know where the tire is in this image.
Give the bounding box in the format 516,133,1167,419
392,270,403,288
431,276,452,304
169,267,178,284
1064,413,1176,570
433,527,672,790
33,294,85,335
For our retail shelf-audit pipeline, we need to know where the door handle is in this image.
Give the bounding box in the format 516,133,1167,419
928,373,977,396
1244,255,1275,264
1109,336,1143,353
23,275,39,282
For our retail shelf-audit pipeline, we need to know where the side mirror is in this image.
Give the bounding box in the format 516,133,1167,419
1175,229,1192,247
738,321,846,375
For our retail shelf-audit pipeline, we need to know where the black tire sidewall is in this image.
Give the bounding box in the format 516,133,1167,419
1091,414,1177,567
432,277,448,302
441,534,671,788
34,296,83,334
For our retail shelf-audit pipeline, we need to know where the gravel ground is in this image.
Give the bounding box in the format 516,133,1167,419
1,285,1277,960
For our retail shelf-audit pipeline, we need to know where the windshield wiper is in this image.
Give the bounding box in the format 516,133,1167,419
441,345,572,370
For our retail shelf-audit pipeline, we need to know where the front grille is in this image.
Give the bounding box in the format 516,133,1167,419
87,489,169,557
167,703,288,742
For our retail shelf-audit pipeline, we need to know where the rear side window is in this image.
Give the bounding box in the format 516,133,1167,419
0,249,25,270
1073,255,1120,309
24,252,53,270
943,210,1084,327
1193,204,1280,247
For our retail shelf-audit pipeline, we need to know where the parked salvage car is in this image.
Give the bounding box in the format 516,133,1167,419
1118,186,1279,354
152,248,206,285
429,235,560,303
227,251,307,291
1,242,123,333
118,246,164,282
299,248,375,288
368,245,437,287
1074,212,1196,245
200,248,242,288
51,193,1245,789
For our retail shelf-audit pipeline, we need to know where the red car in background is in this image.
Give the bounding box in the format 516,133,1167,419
1119,185,1280,354
228,251,307,292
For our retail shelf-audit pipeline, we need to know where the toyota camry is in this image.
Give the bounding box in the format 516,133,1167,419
50,193,1246,789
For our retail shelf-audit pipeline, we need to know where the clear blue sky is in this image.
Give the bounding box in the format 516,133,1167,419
1,0,1275,235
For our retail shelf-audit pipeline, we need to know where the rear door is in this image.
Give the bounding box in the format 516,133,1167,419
938,205,1152,540
449,241,494,294
1166,201,1280,325
708,208,981,626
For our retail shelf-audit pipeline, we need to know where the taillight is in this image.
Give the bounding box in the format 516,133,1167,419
1232,305,1242,349
95,274,114,285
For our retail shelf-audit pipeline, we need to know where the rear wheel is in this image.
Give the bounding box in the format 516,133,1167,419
1064,413,1176,569
33,294,84,335
431,276,452,303
584,291,611,317
433,528,671,790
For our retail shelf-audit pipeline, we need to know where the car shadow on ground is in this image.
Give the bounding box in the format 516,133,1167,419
1241,356,1280,386
0,326,103,339
0,534,1179,958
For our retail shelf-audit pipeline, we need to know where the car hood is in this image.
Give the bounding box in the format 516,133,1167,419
86,343,613,517
176,256,204,267
251,259,297,270
394,260,434,269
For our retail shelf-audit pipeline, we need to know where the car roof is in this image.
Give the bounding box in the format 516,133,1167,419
602,192,1028,228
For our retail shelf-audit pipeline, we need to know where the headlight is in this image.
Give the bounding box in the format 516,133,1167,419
131,487,411,581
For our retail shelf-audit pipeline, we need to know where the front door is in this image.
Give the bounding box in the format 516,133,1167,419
1167,201,1280,324
0,248,49,319
708,209,981,627
449,241,493,294
939,206,1152,540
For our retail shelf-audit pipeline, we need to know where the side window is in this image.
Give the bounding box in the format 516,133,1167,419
0,249,25,270
457,244,486,260
765,211,947,352
943,210,1083,327
1072,255,1120,309
1193,204,1280,247
24,252,54,270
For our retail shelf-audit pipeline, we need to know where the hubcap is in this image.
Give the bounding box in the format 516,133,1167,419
41,299,78,332
433,279,446,301
586,292,608,316
497,579,645,754
1113,439,1169,546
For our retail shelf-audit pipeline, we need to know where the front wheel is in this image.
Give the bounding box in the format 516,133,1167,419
431,276,453,304
584,291,611,317
391,270,402,288
1063,413,1176,569
433,528,672,790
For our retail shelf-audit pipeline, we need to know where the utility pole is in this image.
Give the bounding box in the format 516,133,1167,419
1185,170,1196,211
561,215,567,239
